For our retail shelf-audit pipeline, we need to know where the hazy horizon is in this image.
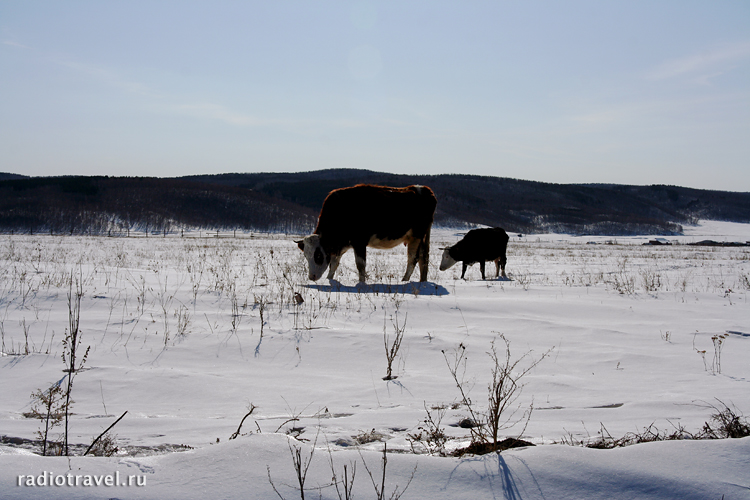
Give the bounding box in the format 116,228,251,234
4,168,750,194
2,1,749,191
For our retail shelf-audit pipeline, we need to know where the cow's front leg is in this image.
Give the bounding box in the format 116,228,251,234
326,253,342,280
479,261,486,280
499,255,508,278
353,245,367,282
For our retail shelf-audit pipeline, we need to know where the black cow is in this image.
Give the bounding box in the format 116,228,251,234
296,184,437,282
439,227,509,280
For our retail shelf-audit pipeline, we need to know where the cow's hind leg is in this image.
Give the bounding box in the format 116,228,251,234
479,261,486,280
461,263,468,280
353,246,367,283
403,238,420,281
417,235,430,282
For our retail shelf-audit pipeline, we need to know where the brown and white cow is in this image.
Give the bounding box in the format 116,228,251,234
296,184,437,283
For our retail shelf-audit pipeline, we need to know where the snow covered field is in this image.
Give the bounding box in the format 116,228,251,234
1,221,749,499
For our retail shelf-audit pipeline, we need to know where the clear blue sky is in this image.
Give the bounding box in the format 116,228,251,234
1,1,749,191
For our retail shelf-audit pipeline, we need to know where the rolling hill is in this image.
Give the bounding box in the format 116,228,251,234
2,169,749,235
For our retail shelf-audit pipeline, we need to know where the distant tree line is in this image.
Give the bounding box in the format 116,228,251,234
2,170,749,236
0,176,316,235
183,170,750,235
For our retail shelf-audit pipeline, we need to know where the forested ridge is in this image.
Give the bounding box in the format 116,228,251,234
2,169,749,235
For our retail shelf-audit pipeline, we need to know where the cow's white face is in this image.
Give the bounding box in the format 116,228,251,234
296,235,330,281
439,247,457,271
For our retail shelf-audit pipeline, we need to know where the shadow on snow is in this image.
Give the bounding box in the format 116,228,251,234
304,280,449,296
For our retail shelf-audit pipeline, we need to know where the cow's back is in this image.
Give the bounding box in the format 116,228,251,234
458,227,508,261
315,184,436,251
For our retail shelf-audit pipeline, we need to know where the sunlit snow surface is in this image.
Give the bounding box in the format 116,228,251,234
1,221,749,499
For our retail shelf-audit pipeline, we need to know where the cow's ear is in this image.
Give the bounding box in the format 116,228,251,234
295,240,305,251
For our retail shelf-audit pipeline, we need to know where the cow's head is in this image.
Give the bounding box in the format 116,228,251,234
295,235,330,281
439,247,457,271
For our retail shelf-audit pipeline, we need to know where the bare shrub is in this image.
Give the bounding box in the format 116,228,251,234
328,449,356,500
254,293,268,338
739,271,750,290
693,332,709,371
84,411,127,456
230,291,243,336
85,431,119,457
229,403,258,440
711,334,728,374
582,422,692,449
407,403,448,456
20,318,30,355
127,273,148,316
563,400,749,449
383,312,406,381
443,334,551,455
155,276,176,345
640,267,662,292
360,443,416,500
700,400,750,439
607,257,636,294
513,272,531,290
26,383,68,456
354,429,386,445
175,304,190,337
62,272,90,456
267,429,320,500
